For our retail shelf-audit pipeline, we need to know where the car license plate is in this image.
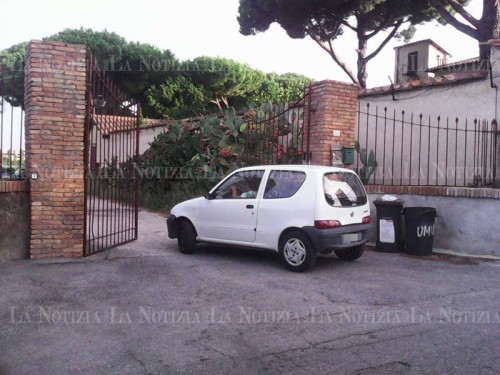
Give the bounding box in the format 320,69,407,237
342,233,361,244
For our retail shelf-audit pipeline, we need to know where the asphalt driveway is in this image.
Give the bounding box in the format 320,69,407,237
0,209,499,374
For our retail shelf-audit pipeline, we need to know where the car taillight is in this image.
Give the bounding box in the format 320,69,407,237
362,215,372,224
315,220,341,229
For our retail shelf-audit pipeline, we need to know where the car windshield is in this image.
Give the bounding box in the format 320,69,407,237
323,172,367,207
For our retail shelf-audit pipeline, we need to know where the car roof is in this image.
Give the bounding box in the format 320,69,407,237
233,164,356,174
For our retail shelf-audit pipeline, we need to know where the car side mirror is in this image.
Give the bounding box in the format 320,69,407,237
204,191,215,200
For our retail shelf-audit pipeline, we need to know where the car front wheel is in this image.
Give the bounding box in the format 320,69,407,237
334,245,365,261
279,231,317,272
177,220,197,254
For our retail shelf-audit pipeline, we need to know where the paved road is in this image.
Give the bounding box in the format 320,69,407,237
0,210,499,374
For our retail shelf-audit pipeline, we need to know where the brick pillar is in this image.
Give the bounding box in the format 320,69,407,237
24,40,87,258
304,80,359,166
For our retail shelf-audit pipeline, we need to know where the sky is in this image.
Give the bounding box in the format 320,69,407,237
0,0,484,88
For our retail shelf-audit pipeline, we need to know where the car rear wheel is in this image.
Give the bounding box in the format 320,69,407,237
177,220,197,254
279,231,317,272
334,245,365,261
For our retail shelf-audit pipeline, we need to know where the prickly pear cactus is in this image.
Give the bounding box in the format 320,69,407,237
355,142,378,184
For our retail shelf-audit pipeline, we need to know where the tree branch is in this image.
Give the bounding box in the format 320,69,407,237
365,19,404,62
365,13,393,39
340,19,357,33
429,0,479,39
306,28,359,86
445,0,480,28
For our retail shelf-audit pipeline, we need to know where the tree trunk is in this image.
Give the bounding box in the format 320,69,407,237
494,0,500,39
357,17,368,89
478,0,497,62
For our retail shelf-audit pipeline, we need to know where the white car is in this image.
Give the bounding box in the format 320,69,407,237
167,165,372,272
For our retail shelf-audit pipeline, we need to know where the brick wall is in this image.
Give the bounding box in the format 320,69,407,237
304,80,359,166
0,180,29,193
24,40,87,258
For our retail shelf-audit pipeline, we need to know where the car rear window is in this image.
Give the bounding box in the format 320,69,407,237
323,172,367,207
264,170,306,199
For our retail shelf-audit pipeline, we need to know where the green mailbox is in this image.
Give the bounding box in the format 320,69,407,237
342,146,355,164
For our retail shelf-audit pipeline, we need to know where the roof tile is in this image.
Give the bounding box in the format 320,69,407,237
360,71,488,97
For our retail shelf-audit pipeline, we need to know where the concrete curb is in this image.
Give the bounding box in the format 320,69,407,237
365,242,500,262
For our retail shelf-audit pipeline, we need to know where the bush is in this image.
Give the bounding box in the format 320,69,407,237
137,103,304,210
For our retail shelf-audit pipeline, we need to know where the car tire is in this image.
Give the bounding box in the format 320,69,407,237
177,220,197,254
279,231,317,272
334,245,365,261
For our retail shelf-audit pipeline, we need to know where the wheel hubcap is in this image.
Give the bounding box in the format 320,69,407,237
283,238,306,266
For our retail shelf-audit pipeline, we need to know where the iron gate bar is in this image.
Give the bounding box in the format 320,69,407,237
417,114,422,186
493,119,498,183
357,104,498,187
84,54,140,256
400,110,405,186
0,98,25,180
305,86,312,164
1,98,3,173
409,113,413,185
391,108,396,186
383,107,388,186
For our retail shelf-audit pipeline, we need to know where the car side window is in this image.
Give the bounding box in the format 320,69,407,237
264,171,306,199
214,171,264,199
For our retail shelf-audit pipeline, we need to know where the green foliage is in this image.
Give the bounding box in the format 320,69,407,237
47,28,178,109
237,0,469,87
139,179,211,212
184,56,267,111
244,102,304,165
138,103,304,210
0,43,25,107
48,28,127,64
145,76,207,118
145,60,312,117
252,72,312,104
137,109,247,210
355,142,378,184
140,107,247,178
1,28,313,114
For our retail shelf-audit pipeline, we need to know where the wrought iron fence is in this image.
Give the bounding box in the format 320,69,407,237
357,103,498,187
0,97,25,180
243,95,307,166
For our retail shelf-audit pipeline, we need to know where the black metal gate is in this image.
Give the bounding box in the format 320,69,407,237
84,56,140,256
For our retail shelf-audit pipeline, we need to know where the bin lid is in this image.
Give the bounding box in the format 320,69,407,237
374,195,404,205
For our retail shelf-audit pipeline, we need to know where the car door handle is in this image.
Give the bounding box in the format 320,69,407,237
246,205,254,209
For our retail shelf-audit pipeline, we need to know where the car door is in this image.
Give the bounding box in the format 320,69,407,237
197,170,265,243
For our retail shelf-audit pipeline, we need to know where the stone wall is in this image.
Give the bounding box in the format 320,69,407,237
0,181,30,261
367,187,500,258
